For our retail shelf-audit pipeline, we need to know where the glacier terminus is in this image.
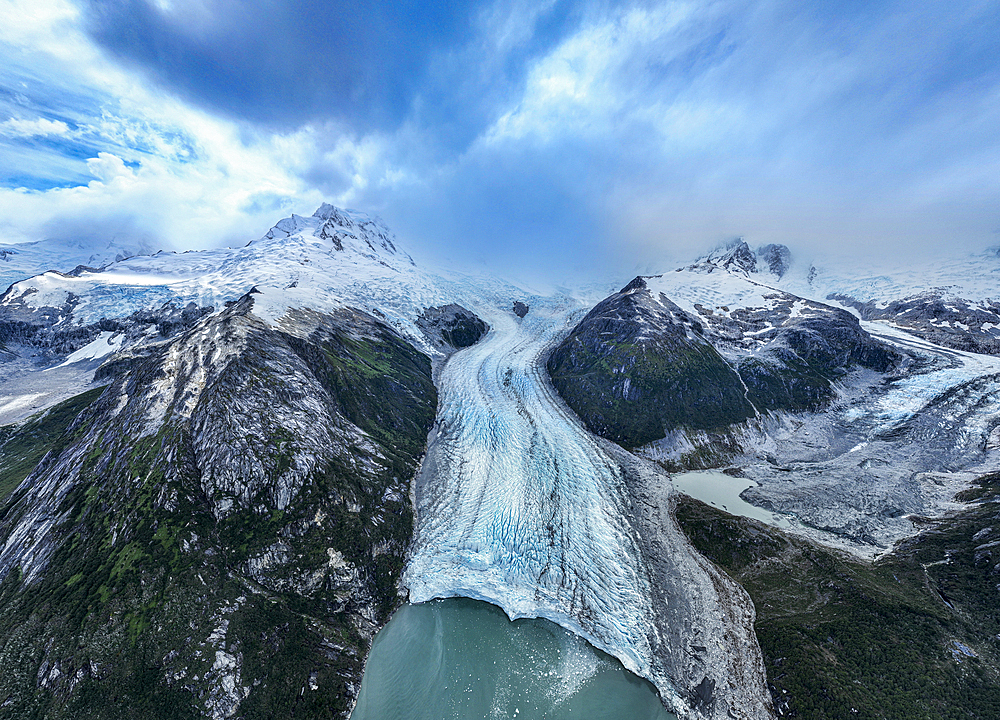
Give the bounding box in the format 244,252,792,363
405,298,771,719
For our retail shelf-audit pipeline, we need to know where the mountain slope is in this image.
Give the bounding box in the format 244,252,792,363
547,277,756,447
0,294,436,719
548,244,1000,554
548,265,899,453
676,472,1000,720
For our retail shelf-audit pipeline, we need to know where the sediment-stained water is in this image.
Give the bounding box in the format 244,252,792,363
671,470,795,529
351,598,675,720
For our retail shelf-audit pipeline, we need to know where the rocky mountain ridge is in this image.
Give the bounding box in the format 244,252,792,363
549,246,1000,554
830,291,1000,355
548,272,898,450
3,210,1000,719
0,291,438,718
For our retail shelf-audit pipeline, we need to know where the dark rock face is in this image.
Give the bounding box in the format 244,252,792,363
547,278,756,448
512,301,529,318
0,293,214,364
831,292,1000,356
416,304,488,350
757,244,791,278
716,241,758,274
737,308,899,412
0,296,436,719
686,241,792,278
548,276,899,451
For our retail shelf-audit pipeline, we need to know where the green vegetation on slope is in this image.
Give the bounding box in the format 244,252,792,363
675,477,1000,719
548,336,755,448
0,386,106,502
0,307,437,720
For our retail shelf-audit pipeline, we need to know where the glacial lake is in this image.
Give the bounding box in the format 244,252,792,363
671,470,794,529
351,597,676,720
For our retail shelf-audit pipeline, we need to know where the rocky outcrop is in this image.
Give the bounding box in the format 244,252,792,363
831,291,1000,355
0,295,436,719
547,276,898,452
686,241,792,279
729,302,899,412
0,292,214,364
716,241,758,274
547,278,755,448
757,244,791,278
416,304,488,352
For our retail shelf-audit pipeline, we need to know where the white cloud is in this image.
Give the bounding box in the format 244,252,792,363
0,117,71,138
1,0,998,277
0,115,330,247
85,152,131,183
0,0,343,249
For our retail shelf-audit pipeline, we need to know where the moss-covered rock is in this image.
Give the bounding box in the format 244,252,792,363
675,473,1000,719
0,297,436,719
547,279,755,448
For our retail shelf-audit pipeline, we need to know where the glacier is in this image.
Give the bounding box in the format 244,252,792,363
404,297,771,719
405,300,655,675
0,205,772,718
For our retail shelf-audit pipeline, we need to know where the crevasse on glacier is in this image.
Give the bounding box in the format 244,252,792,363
404,300,660,692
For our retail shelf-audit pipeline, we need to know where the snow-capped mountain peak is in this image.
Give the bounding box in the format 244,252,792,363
709,239,757,274
687,239,792,279
257,204,412,265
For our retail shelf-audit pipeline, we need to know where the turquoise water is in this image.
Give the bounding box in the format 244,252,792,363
351,598,676,720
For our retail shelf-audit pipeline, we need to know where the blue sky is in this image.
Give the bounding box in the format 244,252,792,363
0,0,998,282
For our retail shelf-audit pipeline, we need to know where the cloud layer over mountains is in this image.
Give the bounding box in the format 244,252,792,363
1,0,999,282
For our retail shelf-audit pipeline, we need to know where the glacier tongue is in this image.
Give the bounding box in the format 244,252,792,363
404,298,773,719
406,301,654,672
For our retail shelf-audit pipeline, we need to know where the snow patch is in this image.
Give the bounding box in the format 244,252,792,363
50,331,123,369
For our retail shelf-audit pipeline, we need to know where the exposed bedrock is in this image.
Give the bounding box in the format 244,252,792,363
416,303,488,352
546,280,755,448
547,277,899,452
0,290,215,365
0,295,435,718
831,291,1000,356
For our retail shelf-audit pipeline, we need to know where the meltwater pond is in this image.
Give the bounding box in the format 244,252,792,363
671,470,796,529
351,598,676,720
